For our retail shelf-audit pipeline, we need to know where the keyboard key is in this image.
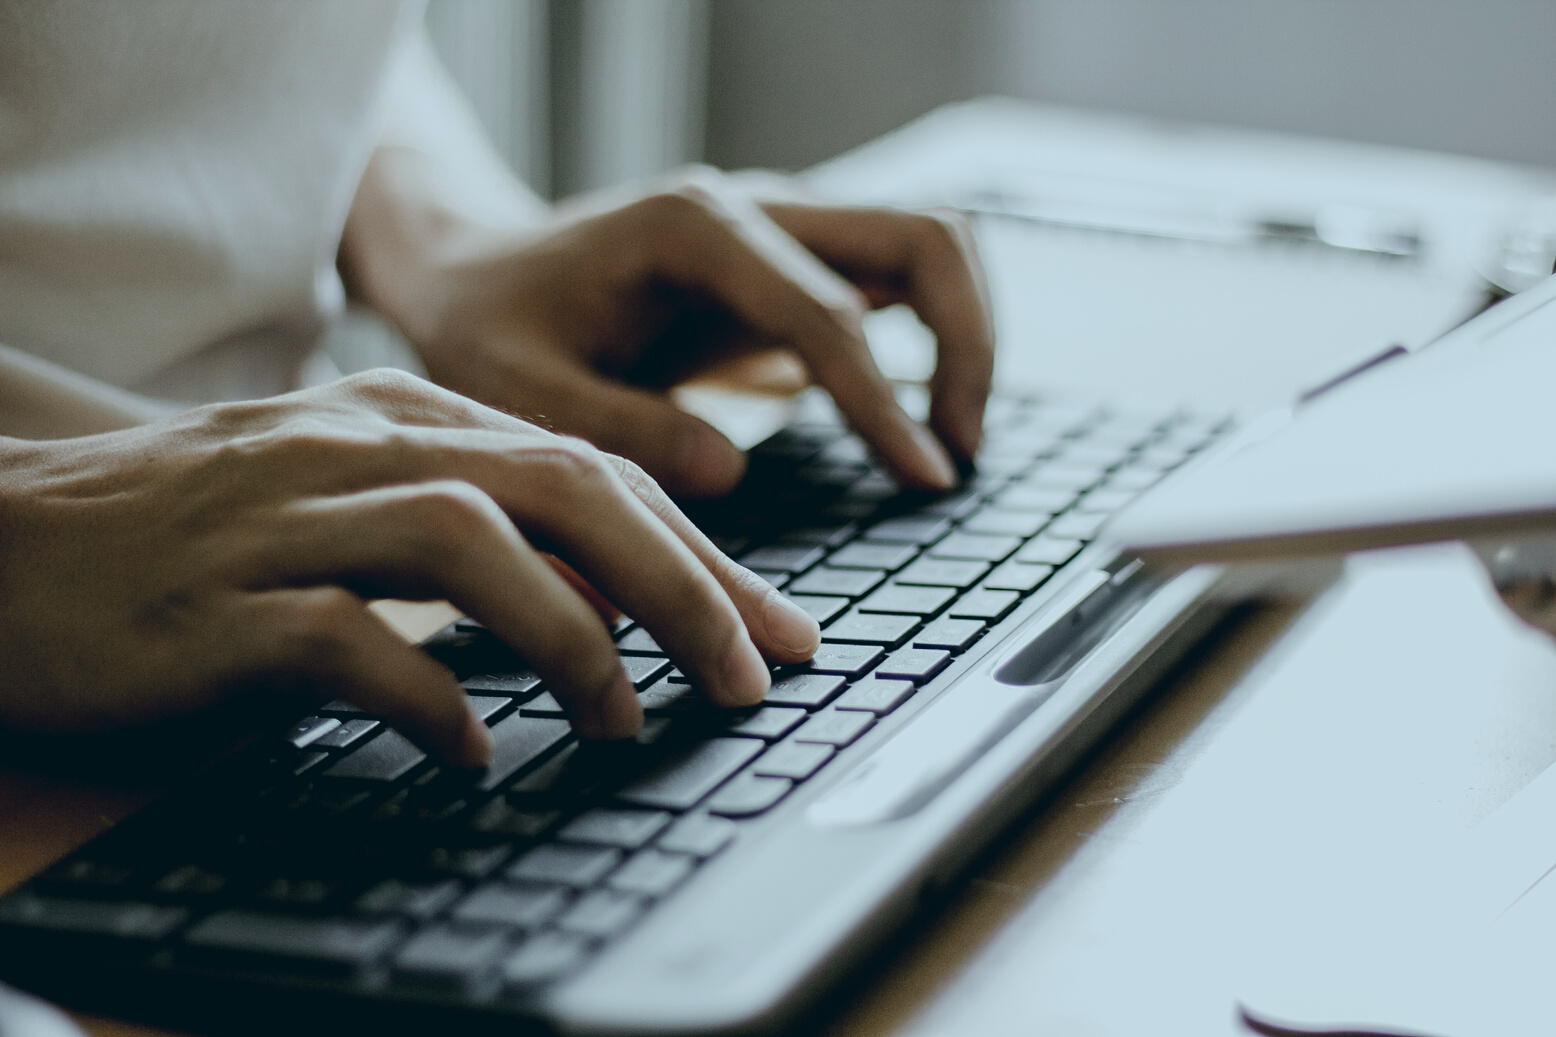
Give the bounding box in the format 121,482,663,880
507,844,622,887
706,774,793,817
993,485,1077,513
615,628,662,654
788,567,886,598
0,892,186,940
323,730,426,782
154,866,226,897
427,845,512,880
451,883,568,929
557,890,645,938
959,510,1051,538
833,679,916,714
857,584,956,617
794,643,884,678
740,543,825,573
792,709,875,747
183,912,402,976
764,673,845,708
638,679,697,712
616,738,765,811
918,491,982,519
875,647,952,683
982,562,1054,592
476,713,572,792
607,849,696,897
750,569,789,590
355,879,462,919
784,594,850,625
927,532,1021,562
821,611,920,648
255,878,334,906
913,618,986,652
728,706,807,740
392,925,508,993
779,523,858,547
894,558,989,588
292,751,329,775
501,931,590,987
1104,466,1164,492
313,718,378,749
1076,488,1138,514
1015,537,1083,565
1026,462,1108,489
827,541,919,570
319,699,364,714
519,691,565,717
657,814,736,857
752,741,833,779
285,716,339,749
558,809,673,849
864,515,952,544
467,696,513,723
621,655,671,689
462,671,542,697
467,801,560,837
950,589,1021,622
1045,511,1109,539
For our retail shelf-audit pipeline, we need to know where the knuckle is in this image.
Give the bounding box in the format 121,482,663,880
289,589,365,666
528,436,615,496
405,481,508,548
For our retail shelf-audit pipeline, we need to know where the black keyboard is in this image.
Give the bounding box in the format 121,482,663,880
0,392,1227,1018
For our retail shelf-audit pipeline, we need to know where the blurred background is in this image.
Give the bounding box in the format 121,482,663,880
427,0,1556,199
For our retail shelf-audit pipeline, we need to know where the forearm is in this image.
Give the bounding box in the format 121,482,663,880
0,343,170,440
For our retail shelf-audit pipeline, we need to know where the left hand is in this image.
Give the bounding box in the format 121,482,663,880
343,160,994,498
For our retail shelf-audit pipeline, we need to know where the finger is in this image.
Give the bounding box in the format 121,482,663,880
253,480,643,740
602,452,820,663
628,177,957,490
545,554,621,624
761,203,995,462
238,586,494,767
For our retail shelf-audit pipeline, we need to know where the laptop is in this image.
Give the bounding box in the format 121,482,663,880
0,377,1238,1034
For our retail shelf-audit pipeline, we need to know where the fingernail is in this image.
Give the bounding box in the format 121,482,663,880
909,424,958,490
459,712,494,767
722,635,771,707
596,672,644,740
764,592,820,656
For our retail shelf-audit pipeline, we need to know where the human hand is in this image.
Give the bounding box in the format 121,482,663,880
0,370,820,764
343,159,994,498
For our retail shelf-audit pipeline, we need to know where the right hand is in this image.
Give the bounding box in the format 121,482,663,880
0,370,821,765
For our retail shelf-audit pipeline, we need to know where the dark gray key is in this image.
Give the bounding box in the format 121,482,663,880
154,866,226,897
784,594,850,625
864,515,952,544
657,814,736,857
427,845,512,879
293,751,329,775
476,713,572,792
557,889,645,938
822,611,920,648
982,562,1054,592
875,647,952,683
467,696,512,723
323,730,426,782
0,892,186,940
792,709,875,747
993,485,1077,513
833,678,916,714
728,706,807,740
392,925,508,992
960,510,1051,538
740,543,825,573
796,643,884,678
621,655,671,689
914,618,985,652
462,671,542,697
1015,537,1084,565
927,532,1021,562
507,844,622,887
752,741,833,779
1046,510,1109,539
313,718,378,749
467,801,560,837
286,716,340,749
950,588,1021,621
749,569,789,590
894,557,989,588
255,878,334,906
615,627,661,654
607,849,696,897
501,931,590,988
319,698,364,714
452,883,568,929
355,879,462,919
706,774,792,817
519,691,565,717
764,673,846,708
787,567,884,599
919,491,982,519
638,678,696,712
857,583,956,616
779,523,858,547
827,541,918,571
617,738,765,811
558,808,673,849
183,911,402,975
